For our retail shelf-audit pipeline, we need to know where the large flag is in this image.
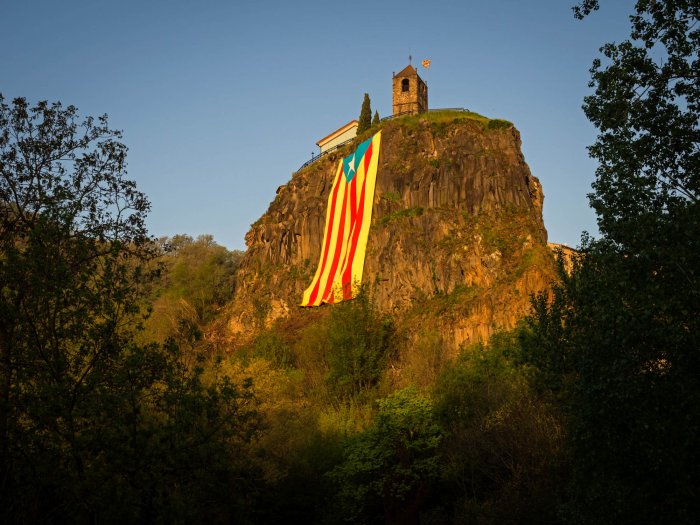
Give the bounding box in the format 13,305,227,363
301,131,382,306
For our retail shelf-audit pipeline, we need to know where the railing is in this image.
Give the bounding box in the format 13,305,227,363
295,108,471,173
296,136,357,172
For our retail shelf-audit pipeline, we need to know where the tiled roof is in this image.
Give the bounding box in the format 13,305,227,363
395,64,418,77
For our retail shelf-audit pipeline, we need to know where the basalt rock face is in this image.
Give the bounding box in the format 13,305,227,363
225,114,555,350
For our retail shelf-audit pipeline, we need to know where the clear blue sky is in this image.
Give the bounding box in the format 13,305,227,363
2,0,635,250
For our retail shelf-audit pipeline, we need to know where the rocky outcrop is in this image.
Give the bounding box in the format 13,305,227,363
224,112,556,350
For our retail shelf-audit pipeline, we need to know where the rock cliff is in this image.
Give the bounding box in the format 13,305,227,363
223,111,556,350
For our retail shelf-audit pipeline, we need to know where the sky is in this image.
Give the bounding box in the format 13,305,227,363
1,0,636,251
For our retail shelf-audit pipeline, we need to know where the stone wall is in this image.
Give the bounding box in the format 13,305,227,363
392,69,428,115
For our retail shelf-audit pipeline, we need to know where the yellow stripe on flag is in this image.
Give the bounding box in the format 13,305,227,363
301,161,344,306
301,131,382,306
349,133,380,287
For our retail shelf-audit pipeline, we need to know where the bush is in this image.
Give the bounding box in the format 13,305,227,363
329,387,443,524
486,118,512,130
324,292,394,399
253,329,295,368
431,331,565,524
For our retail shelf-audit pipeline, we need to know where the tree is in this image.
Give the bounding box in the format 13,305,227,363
324,291,393,399
145,234,244,343
433,332,564,524
372,110,380,126
0,95,152,490
329,388,442,525
578,0,699,242
357,93,372,134
0,96,260,523
523,3,700,523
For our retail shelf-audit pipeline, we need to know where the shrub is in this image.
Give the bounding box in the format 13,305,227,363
487,118,512,130
329,387,443,524
431,331,565,524
325,292,394,399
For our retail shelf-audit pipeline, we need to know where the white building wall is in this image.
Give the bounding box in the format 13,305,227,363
319,125,358,153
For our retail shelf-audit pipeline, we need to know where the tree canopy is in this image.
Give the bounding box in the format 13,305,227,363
524,3,700,522
580,0,699,242
357,93,372,134
0,96,260,523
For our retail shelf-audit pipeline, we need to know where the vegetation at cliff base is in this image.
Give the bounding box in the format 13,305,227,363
144,234,244,345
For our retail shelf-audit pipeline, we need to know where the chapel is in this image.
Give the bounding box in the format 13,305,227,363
392,64,428,116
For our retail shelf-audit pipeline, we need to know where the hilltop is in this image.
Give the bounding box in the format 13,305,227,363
217,110,556,351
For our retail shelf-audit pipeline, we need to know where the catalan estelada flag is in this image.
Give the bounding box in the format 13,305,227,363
301,131,381,306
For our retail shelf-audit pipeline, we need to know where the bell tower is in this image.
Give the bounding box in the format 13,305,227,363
392,64,428,116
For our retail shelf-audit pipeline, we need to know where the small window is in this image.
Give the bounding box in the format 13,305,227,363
401,78,409,92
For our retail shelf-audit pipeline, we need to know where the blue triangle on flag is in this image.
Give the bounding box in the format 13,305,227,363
343,136,372,183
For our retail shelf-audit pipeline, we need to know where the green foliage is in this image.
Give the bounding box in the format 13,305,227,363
573,0,599,19
486,118,512,130
372,110,380,126
255,427,345,524
432,331,564,524
521,3,700,523
329,387,443,524
582,1,699,241
379,206,424,225
0,96,152,518
357,93,372,135
162,234,242,320
432,283,480,311
430,120,450,137
0,96,261,523
525,230,700,523
324,292,394,399
290,291,393,402
393,330,449,390
145,234,243,342
253,329,295,368
252,295,272,330
392,109,511,132
380,191,401,203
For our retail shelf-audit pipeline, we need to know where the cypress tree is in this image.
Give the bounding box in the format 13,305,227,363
372,110,380,126
357,93,372,134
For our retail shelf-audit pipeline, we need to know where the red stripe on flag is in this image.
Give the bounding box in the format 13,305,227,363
349,170,358,228
340,176,368,299
306,165,343,305
320,185,350,303
341,142,373,299
364,140,373,172
340,173,359,299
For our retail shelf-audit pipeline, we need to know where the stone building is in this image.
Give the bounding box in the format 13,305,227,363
392,64,428,116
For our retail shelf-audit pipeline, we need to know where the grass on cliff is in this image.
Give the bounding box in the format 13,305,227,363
388,109,512,133
378,206,424,226
351,109,514,145
296,109,514,178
